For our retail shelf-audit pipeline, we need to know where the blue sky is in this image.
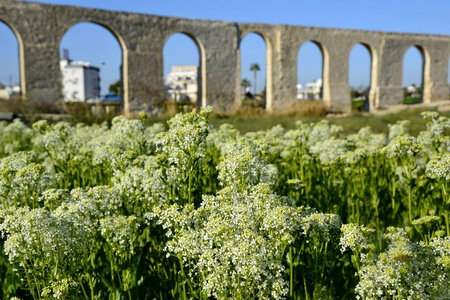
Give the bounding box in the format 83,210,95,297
1,0,449,94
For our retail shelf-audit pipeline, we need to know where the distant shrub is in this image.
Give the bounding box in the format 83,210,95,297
404,97,422,105
273,100,328,118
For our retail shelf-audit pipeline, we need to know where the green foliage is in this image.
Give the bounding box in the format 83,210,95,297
241,78,251,91
404,97,422,104
352,99,365,109
108,80,121,95
0,109,449,299
250,63,261,95
206,107,450,136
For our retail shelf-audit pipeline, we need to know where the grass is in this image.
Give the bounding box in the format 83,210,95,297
351,99,365,110
324,108,450,135
145,106,450,136
0,97,22,113
404,97,422,105
10,98,449,137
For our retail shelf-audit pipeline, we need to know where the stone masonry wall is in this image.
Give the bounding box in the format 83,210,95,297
0,1,449,113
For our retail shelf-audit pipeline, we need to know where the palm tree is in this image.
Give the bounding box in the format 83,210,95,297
241,78,251,94
250,63,260,95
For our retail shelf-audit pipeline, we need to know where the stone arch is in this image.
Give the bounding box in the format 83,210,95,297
59,21,129,111
402,44,431,104
0,18,26,98
162,31,207,107
296,40,330,104
348,42,379,110
239,31,273,111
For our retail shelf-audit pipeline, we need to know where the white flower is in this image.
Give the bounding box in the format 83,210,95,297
426,154,450,181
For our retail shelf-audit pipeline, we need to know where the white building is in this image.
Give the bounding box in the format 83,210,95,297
407,84,417,94
60,59,100,102
0,88,9,99
296,84,304,100
165,66,198,103
297,79,322,100
0,85,21,100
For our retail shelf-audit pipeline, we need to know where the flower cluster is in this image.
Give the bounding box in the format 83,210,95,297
155,184,298,299
426,154,450,181
154,108,214,205
356,227,450,300
300,213,342,243
0,152,57,208
217,138,277,191
340,223,375,253
100,215,140,259
388,120,410,141
383,136,423,159
0,207,89,285
0,109,449,299
0,119,33,157
41,278,78,299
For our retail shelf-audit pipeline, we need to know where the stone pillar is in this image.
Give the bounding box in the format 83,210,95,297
0,3,62,109
376,39,404,108
109,19,163,114
126,50,164,113
270,26,298,111
425,43,450,103
21,17,61,110
327,46,351,113
234,45,242,110
202,24,238,113
367,45,380,110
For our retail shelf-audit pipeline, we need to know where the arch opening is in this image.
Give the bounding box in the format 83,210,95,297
402,46,425,104
0,20,23,111
239,32,269,110
163,32,206,109
348,43,372,111
60,22,125,114
297,41,324,101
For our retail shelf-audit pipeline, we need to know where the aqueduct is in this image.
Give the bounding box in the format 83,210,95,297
0,1,449,113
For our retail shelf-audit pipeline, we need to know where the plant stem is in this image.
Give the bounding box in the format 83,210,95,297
441,183,449,236
289,247,293,297
408,183,413,223
303,275,309,300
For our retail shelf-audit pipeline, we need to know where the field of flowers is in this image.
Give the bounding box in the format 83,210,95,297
0,108,449,299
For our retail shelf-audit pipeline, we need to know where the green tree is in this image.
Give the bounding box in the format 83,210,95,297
403,87,409,99
250,63,260,95
241,78,251,94
109,80,121,95
350,88,357,99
